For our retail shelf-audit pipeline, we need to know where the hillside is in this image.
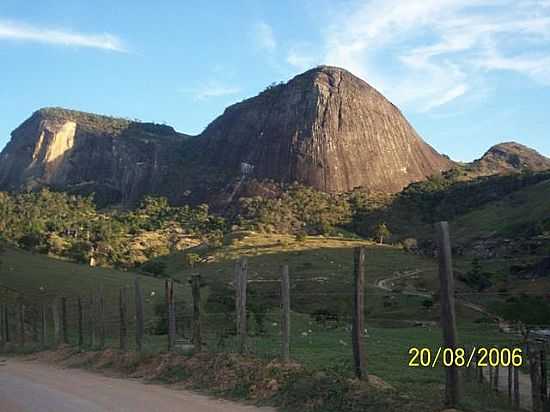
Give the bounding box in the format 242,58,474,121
0,246,182,307
0,66,453,206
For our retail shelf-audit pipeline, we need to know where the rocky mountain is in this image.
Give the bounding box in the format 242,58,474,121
0,66,458,206
469,142,550,175
199,66,453,194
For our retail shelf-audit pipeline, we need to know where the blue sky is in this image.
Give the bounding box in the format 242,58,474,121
1,0,550,161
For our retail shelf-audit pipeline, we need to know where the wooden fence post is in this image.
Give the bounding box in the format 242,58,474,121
4,305,9,343
17,302,25,346
166,279,176,351
89,295,97,348
508,365,513,403
513,364,520,409
77,297,83,348
495,365,500,391
281,264,291,363
530,344,543,412
61,297,68,344
52,301,60,346
191,274,202,351
0,304,5,347
235,258,248,354
119,287,128,352
436,221,461,407
352,247,368,380
477,354,484,383
41,304,47,347
541,347,548,407
98,289,105,349
134,277,145,352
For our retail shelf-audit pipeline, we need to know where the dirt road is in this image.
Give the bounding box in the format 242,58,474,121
0,358,276,412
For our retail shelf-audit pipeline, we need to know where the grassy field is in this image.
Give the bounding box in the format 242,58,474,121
0,247,186,311
0,234,524,411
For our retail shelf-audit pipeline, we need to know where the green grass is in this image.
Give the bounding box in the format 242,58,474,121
0,247,187,314
451,179,550,243
0,234,524,411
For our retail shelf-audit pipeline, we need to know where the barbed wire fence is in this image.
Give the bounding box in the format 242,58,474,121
1,221,549,411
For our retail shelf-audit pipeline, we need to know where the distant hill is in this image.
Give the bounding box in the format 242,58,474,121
468,142,550,176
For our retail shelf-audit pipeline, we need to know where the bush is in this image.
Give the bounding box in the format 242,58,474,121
140,260,167,277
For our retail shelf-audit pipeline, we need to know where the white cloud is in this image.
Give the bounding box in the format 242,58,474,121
0,20,126,52
423,84,469,111
181,82,241,101
320,0,550,112
253,21,276,52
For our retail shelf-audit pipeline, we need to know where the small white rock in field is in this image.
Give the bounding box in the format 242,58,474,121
301,331,308,337
151,291,156,297
339,340,348,346
272,322,278,327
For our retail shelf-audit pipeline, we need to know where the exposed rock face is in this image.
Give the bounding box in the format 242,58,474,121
0,108,189,206
0,66,457,205
200,66,453,194
470,142,550,175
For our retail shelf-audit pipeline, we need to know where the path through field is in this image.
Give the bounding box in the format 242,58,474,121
0,358,276,412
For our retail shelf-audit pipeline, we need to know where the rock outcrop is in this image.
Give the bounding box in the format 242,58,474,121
200,66,453,194
0,108,189,206
470,142,550,175
0,66,457,205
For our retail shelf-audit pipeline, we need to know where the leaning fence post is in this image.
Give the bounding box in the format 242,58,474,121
61,297,68,344
436,221,461,407
134,277,145,352
352,247,368,380
191,274,202,351
119,287,129,352
281,264,291,362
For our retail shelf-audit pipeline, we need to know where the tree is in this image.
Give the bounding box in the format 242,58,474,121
374,223,391,244
461,258,493,292
496,295,550,341
184,253,201,269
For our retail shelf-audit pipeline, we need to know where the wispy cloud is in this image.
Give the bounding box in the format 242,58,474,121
253,21,276,52
0,20,126,52
319,0,550,112
181,82,241,101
